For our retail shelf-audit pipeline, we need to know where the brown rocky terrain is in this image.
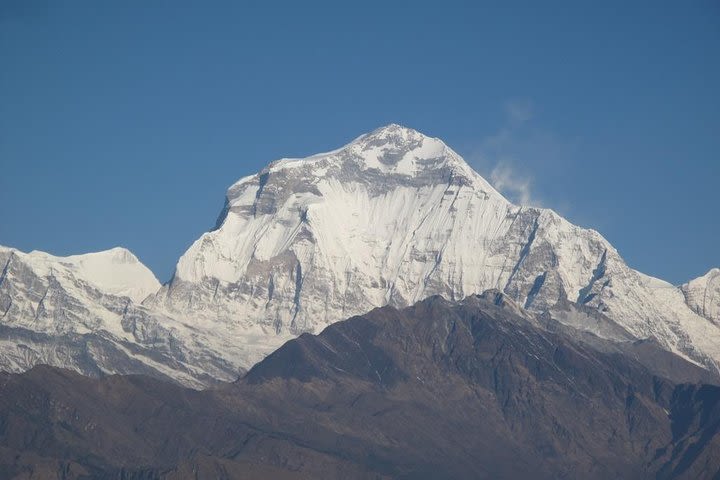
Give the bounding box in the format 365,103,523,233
1,292,719,479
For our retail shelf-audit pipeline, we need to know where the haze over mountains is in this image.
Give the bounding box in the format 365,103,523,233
1,125,718,388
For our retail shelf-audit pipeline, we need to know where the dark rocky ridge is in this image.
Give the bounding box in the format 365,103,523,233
1,293,719,479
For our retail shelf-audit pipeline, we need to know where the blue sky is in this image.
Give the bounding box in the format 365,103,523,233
1,1,718,285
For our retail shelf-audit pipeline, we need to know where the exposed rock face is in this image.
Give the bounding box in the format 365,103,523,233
0,295,718,479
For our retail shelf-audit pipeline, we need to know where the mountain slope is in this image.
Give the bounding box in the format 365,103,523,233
1,294,718,479
0,246,242,387
682,268,720,324
146,124,720,373
0,245,159,304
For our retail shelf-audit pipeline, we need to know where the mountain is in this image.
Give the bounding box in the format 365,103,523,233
146,124,720,374
2,124,718,386
0,246,242,388
1,294,719,479
0,245,159,303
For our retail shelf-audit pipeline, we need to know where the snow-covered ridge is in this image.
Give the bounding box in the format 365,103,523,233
682,268,720,324
0,244,250,387
1,245,160,303
256,124,492,185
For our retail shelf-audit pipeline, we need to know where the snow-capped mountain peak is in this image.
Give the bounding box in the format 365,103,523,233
147,125,720,374
350,123,495,187
1,246,160,303
227,124,500,203
0,245,242,387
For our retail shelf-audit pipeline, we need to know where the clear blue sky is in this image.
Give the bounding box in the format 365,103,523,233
1,1,718,285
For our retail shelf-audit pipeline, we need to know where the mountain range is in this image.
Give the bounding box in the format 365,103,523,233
1,124,718,388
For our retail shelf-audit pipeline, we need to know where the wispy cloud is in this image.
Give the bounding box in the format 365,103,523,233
505,98,534,126
464,98,579,211
489,163,533,206
468,98,541,207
